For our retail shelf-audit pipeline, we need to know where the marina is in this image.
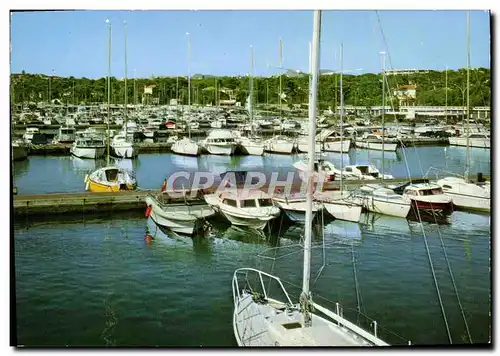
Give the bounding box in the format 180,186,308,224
11,9,491,348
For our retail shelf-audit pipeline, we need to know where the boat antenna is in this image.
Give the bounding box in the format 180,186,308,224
301,9,321,328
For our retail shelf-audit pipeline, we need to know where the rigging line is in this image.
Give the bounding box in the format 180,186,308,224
414,200,453,344
312,207,327,286
351,244,362,324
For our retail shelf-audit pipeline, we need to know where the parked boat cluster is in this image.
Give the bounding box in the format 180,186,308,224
11,104,491,162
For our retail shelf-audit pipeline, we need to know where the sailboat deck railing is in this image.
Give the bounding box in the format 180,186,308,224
232,268,294,307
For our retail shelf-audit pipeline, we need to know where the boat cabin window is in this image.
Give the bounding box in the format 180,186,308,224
222,199,238,207
345,167,352,172
258,198,273,207
105,169,119,182
405,189,416,196
241,199,257,208
442,185,452,189
358,166,369,174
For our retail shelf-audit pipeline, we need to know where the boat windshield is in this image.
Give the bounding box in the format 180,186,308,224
258,198,273,207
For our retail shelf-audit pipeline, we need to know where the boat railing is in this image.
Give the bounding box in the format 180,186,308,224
232,268,294,308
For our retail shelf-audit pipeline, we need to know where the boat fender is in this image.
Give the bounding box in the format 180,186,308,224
145,205,152,217
84,174,89,183
85,180,90,191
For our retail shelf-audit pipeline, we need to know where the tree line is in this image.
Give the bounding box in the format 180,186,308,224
10,67,490,110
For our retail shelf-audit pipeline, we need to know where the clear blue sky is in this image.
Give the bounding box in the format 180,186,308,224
10,10,491,78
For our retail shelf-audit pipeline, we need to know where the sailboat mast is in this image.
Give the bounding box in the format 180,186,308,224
465,10,471,180
339,43,344,194
301,9,321,328
124,21,128,138
249,45,254,135
187,32,191,139
381,51,386,182
279,39,283,118
445,66,448,121
106,19,111,166
187,32,191,112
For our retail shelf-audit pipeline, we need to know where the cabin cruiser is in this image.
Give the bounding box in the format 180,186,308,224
273,192,323,223
70,137,106,159
171,137,201,156
53,126,76,144
201,129,237,155
145,189,215,235
400,183,453,214
204,189,280,230
111,132,138,159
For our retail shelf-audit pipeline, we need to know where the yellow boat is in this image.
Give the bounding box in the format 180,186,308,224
84,166,137,192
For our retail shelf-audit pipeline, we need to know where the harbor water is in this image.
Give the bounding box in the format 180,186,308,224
13,146,491,346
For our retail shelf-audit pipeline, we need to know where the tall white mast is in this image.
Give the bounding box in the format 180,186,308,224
106,19,111,166
465,10,471,180
380,51,386,182
124,21,128,138
339,43,344,195
250,45,254,135
187,32,191,138
300,9,321,329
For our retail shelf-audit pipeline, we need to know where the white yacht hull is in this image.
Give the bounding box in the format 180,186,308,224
449,137,490,148
172,140,200,156
240,142,264,156
323,202,362,223
361,196,411,218
221,211,274,230
265,141,295,154
443,191,490,211
355,140,398,151
205,144,236,155
323,140,351,153
145,197,214,235
297,142,322,153
112,144,138,158
70,146,106,159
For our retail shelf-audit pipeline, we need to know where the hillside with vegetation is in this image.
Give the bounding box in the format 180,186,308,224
10,68,490,110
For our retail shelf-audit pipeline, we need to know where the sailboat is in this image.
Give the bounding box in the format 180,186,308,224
436,11,490,212
313,43,362,223
171,32,201,157
237,45,265,156
111,21,138,159
85,19,138,193
232,11,388,346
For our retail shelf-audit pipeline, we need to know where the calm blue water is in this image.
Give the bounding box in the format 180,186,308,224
13,146,491,346
13,146,491,194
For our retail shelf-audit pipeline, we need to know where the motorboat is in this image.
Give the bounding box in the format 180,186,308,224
342,164,393,180
204,189,280,230
171,137,201,156
201,129,237,155
354,184,411,218
436,176,490,212
84,166,137,192
145,189,215,235
70,137,106,159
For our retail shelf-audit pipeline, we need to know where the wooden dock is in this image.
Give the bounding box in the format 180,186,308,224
13,173,489,219
13,190,155,217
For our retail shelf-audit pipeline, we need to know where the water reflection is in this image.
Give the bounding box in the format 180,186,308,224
323,219,362,246
361,212,411,235
13,158,30,180
170,154,200,171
